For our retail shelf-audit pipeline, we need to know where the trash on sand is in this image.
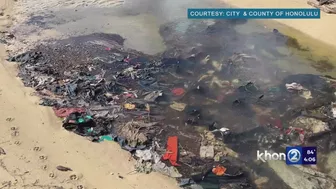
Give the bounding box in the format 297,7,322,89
117,121,157,147
135,149,152,161
200,146,214,159
162,136,180,166
56,165,72,172
53,107,86,118
170,101,187,111
134,148,182,177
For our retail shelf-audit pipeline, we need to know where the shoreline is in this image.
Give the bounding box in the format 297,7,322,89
222,0,336,66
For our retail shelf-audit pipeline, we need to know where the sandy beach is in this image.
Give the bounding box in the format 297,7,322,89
222,0,336,61
1,0,336,188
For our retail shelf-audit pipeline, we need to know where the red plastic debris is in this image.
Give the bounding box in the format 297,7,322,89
124,92,135,98
53,107,86,118
162,136,180,166
105,47,111,51
285,127,305,144
171,88,185,96
123,55,131,63
273,119,282,129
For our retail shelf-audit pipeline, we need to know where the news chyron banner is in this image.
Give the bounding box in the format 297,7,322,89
187,8,321,19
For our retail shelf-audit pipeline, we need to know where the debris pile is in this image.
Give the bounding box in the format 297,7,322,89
308,0,336,14
7,25,336,188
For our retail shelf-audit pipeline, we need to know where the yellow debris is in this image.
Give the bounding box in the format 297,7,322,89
124,103,136,110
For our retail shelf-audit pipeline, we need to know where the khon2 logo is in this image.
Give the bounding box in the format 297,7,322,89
257,146,317,165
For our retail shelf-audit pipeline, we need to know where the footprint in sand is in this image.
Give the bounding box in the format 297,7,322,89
5,117,15,122
39,155,48,160
49,172,57,179
69,173,83,181
41,165,48,170
0,147,6,155
10,127,19,137
33,146,42,151
77,185,84,189
11,130,19,137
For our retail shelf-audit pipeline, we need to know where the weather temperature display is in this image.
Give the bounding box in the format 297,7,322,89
302,147,317,165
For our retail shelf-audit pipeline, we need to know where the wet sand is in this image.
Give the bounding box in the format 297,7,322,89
0,1,179,189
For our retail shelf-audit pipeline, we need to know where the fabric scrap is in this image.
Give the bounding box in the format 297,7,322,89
162,136,180,166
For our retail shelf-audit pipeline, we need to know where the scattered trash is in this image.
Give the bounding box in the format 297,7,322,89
331,102,336,118
199,146,214,159
171,88,185,96
162,136,180,166
212,165,226,176
170,101,187,111
286,82,304,91
56,166,72,172
286,82,312,99
53,107,86,118
143,90,163,102
124,103,136,110
7,30,336,188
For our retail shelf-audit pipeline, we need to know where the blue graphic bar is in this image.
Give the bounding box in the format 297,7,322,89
286,146,317,165
187,8,321,19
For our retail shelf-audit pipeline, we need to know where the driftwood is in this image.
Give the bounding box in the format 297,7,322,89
308,0,336,14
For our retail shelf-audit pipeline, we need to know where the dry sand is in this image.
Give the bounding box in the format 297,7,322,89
1,0,336,188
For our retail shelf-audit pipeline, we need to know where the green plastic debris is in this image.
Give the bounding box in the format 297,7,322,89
77,118,85,123
99,135,113,142
77,115,93,124
87,128,93,133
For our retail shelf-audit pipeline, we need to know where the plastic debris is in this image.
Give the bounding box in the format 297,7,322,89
162,136,180,166
171,88,185,96
212,165,227,176
170,101,187,111
200,146,214,159
124,103,136,110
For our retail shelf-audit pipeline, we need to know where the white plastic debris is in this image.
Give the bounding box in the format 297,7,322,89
200,146,214,158
331,102,336,118
286,83,312,99
135,149,152,161
285,82,304,91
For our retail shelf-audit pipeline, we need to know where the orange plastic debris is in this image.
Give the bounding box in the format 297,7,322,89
212,165,227,176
